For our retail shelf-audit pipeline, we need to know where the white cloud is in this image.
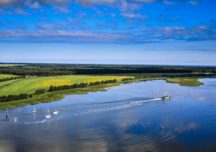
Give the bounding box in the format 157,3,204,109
0,0,70,8
163,0,175,5
0,29,128,42
121,13,147,19
26,1,41,9
134,0,155,3
189,0,198,6
77,0,116,5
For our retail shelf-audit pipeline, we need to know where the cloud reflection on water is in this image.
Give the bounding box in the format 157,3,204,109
0,79,216,151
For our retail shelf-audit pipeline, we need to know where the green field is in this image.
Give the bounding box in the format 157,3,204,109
0,82,126,109
166,78,203,86
0,74,19,79
0,75,133,96
0,64,23,67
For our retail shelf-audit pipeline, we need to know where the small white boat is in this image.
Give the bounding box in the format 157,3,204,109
45,108,51,119
45,114,51,119
32,106,36,113
11,117,18,123
52,111,59,115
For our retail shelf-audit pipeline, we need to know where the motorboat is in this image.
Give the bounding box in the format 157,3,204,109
162,95,171,101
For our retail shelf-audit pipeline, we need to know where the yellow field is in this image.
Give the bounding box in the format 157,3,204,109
0,75,133,96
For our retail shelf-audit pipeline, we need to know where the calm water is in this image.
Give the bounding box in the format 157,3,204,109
0,79,216,152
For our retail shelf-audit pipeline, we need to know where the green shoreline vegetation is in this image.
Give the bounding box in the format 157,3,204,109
0,63,215,109
0,82,124,109
166,78,204,86
0,76,204,109
0,75,134,109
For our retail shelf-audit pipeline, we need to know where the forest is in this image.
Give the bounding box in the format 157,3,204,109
0,63,216,77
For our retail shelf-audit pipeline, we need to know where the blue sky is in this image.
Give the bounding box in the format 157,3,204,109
0,0,216,65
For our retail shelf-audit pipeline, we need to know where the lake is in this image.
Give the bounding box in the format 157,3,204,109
0,79,216,152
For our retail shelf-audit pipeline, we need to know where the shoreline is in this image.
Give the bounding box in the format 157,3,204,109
165,78,204,86
0,82,125,109
0,77,205,109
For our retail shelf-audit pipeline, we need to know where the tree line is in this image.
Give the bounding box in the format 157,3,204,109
1,64,216,76
121,78,135,82
0,76,24,82
0,88,46,103
48,79,117,92
0,94,32,103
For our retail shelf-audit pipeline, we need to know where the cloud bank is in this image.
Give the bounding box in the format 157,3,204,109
0,0,214,43
0,0,198,8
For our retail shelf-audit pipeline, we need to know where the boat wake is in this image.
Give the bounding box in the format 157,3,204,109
24,119,47,125
73,98,162,116
16,96,170,125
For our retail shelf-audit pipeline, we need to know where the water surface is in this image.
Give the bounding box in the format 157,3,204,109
1,79,216,152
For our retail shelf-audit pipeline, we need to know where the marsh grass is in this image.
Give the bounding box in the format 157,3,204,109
166,78,204,86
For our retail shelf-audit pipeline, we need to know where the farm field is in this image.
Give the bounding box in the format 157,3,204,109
0,74,19,79
0,64,23,67
0,75,133,96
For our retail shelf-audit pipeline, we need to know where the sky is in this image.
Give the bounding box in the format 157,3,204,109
0,0,216,65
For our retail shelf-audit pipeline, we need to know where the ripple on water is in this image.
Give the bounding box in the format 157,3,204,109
121,135,158,152
76,140,108,152
157,119,200,144
157,120,177,143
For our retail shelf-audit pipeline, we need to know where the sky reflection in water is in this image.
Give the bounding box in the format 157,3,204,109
0,79,216,152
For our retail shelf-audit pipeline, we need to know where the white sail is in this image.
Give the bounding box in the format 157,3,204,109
32,106,36,113
45,108,51,119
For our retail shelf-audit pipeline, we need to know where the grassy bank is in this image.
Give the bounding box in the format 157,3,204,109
0,75,206,109
0,81,124,109
0,75,131,96
166,78,204,86
0,75,133,109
